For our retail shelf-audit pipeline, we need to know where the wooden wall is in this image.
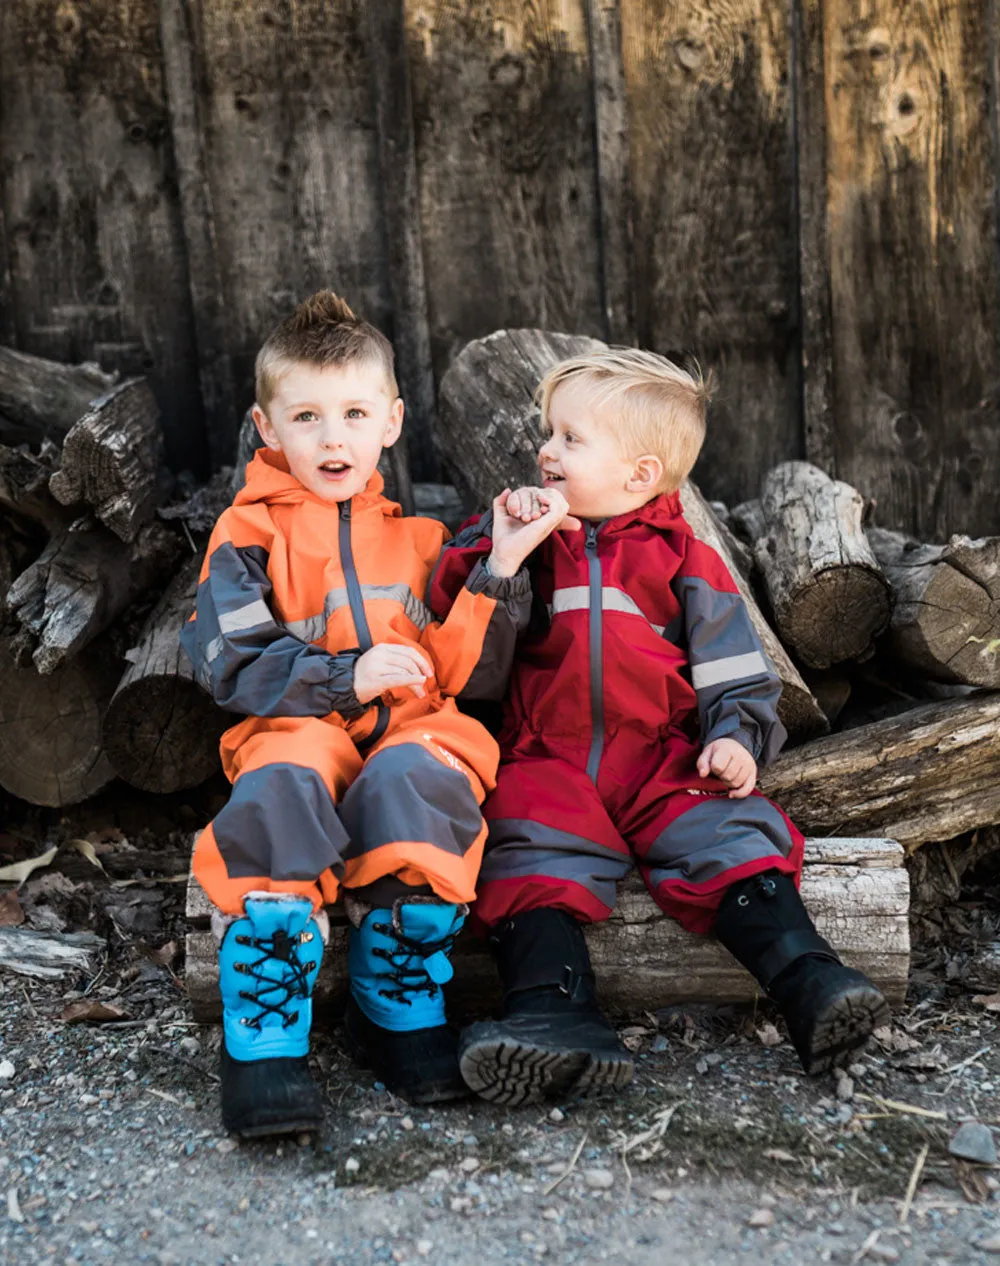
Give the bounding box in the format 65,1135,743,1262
0,0,998,535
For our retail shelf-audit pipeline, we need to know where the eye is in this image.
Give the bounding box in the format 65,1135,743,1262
346,407,367,419
564,431,576,444
293,410,317,422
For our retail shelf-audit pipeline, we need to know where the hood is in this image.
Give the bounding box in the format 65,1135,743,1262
234,447,400,516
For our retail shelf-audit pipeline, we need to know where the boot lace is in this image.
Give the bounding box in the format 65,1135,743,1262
234,928,315,1030
372,921,459,1005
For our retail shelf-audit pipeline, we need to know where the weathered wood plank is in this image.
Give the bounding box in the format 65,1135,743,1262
185,837,910,1020
190,0,393,409
157,0,239,472
584,0,636,344
809,0,1000,537
404,2,605,378
0,0,207,474
364,0,437,489
620,0,801,507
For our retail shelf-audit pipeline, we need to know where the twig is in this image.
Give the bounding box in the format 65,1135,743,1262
855,1093,947,1121
939,1045,991,1078
149,1044,221,1083
899,1143,930,1225
543,1131,588,1197
851,1228,881,1264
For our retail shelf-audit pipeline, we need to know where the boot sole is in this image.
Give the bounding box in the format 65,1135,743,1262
459,1025,634,1107
229,1115,323,1140
803,982,891,1076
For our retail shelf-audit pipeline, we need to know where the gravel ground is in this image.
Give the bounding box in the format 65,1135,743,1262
2,789,1000,1264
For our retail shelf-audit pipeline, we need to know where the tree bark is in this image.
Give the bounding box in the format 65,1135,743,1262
0,346,117,445
5,519,183,675
49,379,167,542
438,328,827,743
760,694,1000,850
732,463,892,668
185,836,909,1021
102,558,230,794
0,646,118,806
868,527,1000,688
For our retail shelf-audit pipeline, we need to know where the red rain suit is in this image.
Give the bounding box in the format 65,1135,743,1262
429,492,804,936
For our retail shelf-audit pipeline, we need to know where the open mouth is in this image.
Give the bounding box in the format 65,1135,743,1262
541,471,565,483
318,460,352,479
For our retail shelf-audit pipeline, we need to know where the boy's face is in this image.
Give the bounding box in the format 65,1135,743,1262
253,360,403,503
538,381,660,520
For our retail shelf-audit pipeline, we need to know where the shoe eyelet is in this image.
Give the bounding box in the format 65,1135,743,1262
737,895,750,907
235,935,251,945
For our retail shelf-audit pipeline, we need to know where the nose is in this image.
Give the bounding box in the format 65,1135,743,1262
538,436,555,464
319,420,346,450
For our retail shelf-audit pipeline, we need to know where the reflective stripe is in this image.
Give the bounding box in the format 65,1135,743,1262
548,585,665,636
339,501,390,750
690,651,769,691
204,635,225,666
282,584,435,644
217,598,274,636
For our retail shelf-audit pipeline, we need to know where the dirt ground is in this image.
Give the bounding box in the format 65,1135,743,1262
2,784,1000,1265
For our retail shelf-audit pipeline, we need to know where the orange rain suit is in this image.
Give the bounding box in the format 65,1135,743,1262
181,449,531,916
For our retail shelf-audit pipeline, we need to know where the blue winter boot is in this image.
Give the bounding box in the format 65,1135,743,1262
343,896,468,1103
216,893,326,1137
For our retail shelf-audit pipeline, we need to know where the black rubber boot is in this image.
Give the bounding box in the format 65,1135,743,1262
220,1048,324,1138
342,994,468,1104
714,871,890,1075
458,908,634,1106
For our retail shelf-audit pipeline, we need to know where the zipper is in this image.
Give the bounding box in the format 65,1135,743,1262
339,500,390,750
584,522,605,783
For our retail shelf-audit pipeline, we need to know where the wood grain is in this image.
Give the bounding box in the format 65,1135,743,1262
620,0,802,507
404,2,605,378
0,0,207,473
185,837,910,1020
810,0,1000,537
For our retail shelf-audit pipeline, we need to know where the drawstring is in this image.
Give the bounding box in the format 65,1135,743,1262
371,920,460,1005
233,927,317,1030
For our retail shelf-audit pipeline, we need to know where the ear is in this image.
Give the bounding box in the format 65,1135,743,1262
253,404,282,451
626,454,664,496
381,396,405,449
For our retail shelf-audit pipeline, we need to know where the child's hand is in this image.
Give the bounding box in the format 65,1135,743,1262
354,643,433,703
696,738,757,799
488,487,582,578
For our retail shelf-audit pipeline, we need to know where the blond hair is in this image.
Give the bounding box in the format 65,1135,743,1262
255,290,397,411
536,348,712,493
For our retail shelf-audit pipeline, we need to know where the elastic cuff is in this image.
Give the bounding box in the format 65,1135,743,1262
724,727,761,762
328,648,370,721
465,557,532,602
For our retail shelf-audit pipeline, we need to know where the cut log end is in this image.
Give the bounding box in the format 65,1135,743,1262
784,566,892,668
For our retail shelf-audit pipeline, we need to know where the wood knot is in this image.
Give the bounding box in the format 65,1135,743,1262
674,38,705,72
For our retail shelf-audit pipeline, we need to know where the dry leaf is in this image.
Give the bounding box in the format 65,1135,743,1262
60,1000,128,1024
150,940,178,967
0,891,25,927
756,1022,783,1048
68,839,106,873
762,1148,797,1163
973,993,1000,1012
0,847,58,886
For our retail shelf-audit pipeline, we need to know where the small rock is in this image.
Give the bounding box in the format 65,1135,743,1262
848,1063,866,1079
549,1108,565,1123
759,1194,778,1208
0,1061,14,1081
651,1035,669,1054
449,1196,472,1213
297,1133,311,1147
583,1170,614,1190
460,1158,479,1173
541,1208,560,1221
216,1138,238,1155
178,1037,200,1058
979,1234,1000,1253
695,1059,709,1075
427,1167,450,1183
949,1122,997,1165
867,1245,899,1262
835,1073,855,1102
649,1188,674,1202
401,1117,414,1131
416,1240,433,1257
344,1158,360,1175
748,1208,774,1228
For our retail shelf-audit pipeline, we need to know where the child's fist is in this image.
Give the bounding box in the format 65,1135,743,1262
488,487,582,578
696,738,757,799
353,643,433,703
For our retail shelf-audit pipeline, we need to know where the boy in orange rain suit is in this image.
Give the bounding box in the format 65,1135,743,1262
180,292,552,1136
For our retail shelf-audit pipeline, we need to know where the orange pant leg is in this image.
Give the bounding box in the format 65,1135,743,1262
339,699,499,905
193,715,363,916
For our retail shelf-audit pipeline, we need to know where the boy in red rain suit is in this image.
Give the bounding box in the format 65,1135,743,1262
181,293,556,1134
429,348,889,1105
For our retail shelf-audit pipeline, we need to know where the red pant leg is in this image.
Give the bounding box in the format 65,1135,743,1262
475,756,630,929
616,736,805,935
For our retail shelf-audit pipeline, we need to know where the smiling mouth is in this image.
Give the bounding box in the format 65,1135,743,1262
318,461,352,475
541,471,565,482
